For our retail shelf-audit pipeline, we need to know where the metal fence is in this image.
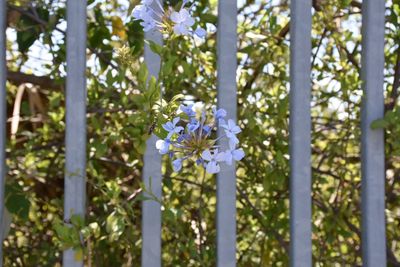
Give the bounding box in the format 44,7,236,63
0,0,387,266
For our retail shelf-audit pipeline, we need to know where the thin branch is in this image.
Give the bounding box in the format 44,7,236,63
7,70,63,90
237,187,290,253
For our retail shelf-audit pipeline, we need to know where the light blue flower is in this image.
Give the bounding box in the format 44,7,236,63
155,105,244,174
142,0,153,5
223,143,245,165
142,11,160,31
221,119,241,145
180,104,196,117
133,5,149,20
163,117,184,138
202,125,211,135
206,161,219,174
177,133,190,143
172,158,183,172
212,107,227,120
156,139,171,154
171,9,195,35
194,27,207,38
133,1,162,32
201,149,225,174
187,119,200,132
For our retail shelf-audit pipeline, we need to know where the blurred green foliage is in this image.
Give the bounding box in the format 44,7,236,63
3,0,400,266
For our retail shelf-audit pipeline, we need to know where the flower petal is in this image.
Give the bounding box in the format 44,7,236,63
224,152,233,165
180,104,195,117
227,119,235,129
206,161,220,174
172,117,180,126
184,16,195,27
232,149,245,161
156,139,170,154
162,122,173,132
201,150,212,161
228,141,236,150
188,120,200,132
216,151,227,162
155,139,164,150
179,9,190,20
142,0,153,5
225,131,239,142
172,158,183,172
228,136,239,148
231,126,241,134
170,11,181,23
174,126,184,133
195,27,207,38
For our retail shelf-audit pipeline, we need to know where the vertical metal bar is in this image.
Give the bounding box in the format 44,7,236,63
0,0,6,265
216,0,237,266
361,0,387,266
63,0,87,266
289,0,312,266
142,1,163,266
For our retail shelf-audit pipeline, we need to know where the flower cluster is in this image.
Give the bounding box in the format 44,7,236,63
156,105,245,174
132,0,208,37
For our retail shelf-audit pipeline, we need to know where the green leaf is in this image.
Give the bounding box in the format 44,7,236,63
147,40,163,55
138,63,149,88
135,139,147,154
146,76,160,103
127,20,145,55
5,184,30,220
54,222,70,242
70,214,85,228
17,30,39,53
106,212,126,241
370,118,389,129
162,56,177,76
170,94,184,103
16,8,49,53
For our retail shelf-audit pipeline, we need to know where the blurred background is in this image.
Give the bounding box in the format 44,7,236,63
3,0,400,266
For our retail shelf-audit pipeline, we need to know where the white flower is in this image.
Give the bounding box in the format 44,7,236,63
156,139,170,154
170,9,195,35
193,101,205,114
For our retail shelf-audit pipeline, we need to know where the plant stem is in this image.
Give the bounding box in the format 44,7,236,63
197,168,207,262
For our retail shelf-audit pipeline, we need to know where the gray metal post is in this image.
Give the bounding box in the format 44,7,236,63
0,0,7,265
216,1,238,266
289,0,312,266
63,0,87,266
361,0,387,266
141,1,163,266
